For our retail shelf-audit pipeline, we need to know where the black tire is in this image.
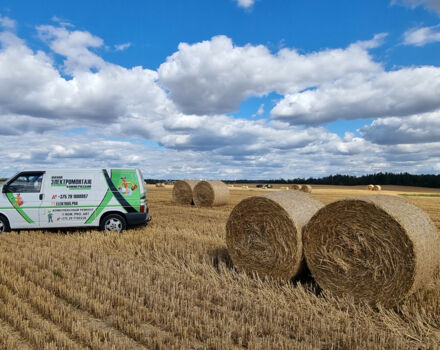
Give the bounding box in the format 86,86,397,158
100,214,126,233
0,215,11,233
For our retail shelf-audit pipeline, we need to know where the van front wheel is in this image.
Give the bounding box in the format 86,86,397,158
101,214,126,233
0,215,11,233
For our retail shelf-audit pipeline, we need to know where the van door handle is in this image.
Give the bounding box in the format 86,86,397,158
39,194,44,200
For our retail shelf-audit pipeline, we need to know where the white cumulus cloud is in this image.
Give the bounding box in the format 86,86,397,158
360,112,440,144
0,19,439,178
158,35,383,115
403,25,440,46
237,0,255,9
0,14,15,29
393,0,440,14
37,25,106,74
252,104,264,118
115,42,131,51
270,66,440,124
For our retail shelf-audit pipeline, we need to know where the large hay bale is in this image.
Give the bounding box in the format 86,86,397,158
193,181,229,207
372,185,382,191
291,184,302,190
367,184,374,190
300,184,312,193
304,195,440,307
172,180,200,205
226,191,324,280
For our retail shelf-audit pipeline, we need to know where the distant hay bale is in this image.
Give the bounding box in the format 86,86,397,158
291,184,302,190
304,195,440,307
155,183,165,188
280,186,290,190
172,180,200,205
300,185,312,193
193,181,229,207
226,191,324,280
241,185,249,189
372,185,382,191
367,184,374,190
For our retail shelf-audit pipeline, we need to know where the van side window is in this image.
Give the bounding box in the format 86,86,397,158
7,172,44,193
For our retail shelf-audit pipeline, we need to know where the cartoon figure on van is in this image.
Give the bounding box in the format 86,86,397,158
118,177,138,196
48,210,53,223
13,194,23,208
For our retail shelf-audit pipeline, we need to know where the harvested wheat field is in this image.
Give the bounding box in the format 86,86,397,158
0,185,439,349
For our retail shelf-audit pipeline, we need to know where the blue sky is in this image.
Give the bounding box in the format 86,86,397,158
0,0,440,178
6,0,439,67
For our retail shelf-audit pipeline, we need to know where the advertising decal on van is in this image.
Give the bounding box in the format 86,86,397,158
84,170,140,224
5,192,34,224
108,169,139,213
51,176,93,190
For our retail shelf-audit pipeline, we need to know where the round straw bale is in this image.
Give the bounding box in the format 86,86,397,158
193,181,229,207
172,180,200,205
304,195,440,307
372,185,382,191
367,184,374,190
300,184,312,193
226,190,324,280
291,184,302,190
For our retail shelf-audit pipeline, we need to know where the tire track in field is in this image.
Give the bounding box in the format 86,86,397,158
0,283,83,350
1,234,284,349
0,317,33,350
0,237,191,350
0,258,146,350
0,234,245,349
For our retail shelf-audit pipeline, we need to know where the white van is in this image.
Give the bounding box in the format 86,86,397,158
0,169,150,233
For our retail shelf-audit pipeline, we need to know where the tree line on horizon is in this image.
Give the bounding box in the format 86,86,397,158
3,172,436,188
145,172,440,188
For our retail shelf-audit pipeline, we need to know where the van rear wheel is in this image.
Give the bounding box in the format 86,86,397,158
0,216,11,233
101,214,126,233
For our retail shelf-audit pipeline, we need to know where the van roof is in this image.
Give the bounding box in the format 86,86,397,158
19,168,140,172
